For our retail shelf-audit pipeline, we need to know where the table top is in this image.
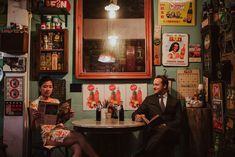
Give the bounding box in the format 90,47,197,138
72,118,146,133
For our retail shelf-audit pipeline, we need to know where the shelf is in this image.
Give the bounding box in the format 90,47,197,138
38,70,68,74
32,7,70,15
41,49,64,52
36,29,68,75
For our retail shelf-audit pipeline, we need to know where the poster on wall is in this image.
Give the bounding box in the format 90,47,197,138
189,44,201,62
82,84,105,110
212,100,224,133
158,0,195,26
162,33,189,66
104,84,126,107
4,76,24,101
125,84,147,110
82,84,147,110
177,69,200,99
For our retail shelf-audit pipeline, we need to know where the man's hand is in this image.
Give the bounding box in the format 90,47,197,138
135,114,146,122
158,123,167,128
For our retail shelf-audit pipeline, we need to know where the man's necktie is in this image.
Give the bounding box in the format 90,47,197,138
160,94,165,111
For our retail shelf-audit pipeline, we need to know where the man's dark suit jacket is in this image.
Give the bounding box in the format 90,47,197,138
132,93,182,154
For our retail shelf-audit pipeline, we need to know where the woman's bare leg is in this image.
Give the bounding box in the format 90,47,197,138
47,131,99,157
71,143,82,157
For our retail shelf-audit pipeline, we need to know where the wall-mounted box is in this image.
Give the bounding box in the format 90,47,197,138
0,32,28,54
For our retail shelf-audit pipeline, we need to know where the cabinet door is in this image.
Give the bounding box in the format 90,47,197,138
37,29,68,74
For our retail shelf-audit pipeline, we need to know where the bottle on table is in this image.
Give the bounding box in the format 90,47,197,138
96,104,101,121
119,105,124,121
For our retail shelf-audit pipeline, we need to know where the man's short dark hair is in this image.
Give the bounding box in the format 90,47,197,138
155,75,168,88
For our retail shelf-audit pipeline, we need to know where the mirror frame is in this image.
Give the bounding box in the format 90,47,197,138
75,0,152,79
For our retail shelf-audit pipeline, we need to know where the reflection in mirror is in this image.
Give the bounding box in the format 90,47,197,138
75,0,152,79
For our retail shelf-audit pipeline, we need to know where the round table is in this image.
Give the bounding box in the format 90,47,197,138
72,118,146,157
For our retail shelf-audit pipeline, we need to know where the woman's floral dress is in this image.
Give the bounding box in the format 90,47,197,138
30,96,70,148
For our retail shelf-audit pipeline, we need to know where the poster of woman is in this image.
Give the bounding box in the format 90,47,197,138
162,33,188,66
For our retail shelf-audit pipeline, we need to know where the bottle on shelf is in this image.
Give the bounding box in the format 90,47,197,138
119,105,124,121
135,41,144,72
187,2,193,23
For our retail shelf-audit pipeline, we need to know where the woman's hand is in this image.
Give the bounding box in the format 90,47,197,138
31,109,41,120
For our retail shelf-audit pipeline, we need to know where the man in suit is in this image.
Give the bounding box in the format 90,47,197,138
132,75,182,157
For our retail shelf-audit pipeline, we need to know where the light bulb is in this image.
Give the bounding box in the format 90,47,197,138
108,35,118,47
108,10,116,18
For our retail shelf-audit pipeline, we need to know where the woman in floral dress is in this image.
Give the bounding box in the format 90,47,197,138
30,76,99,157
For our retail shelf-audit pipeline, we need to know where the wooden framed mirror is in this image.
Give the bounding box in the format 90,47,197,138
75,0,152,79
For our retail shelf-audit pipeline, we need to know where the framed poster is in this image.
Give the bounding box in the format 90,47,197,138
210,82,223,101
162,33,189,66
189,44,201,62
177,69,200,99
212,100,224,133
158,0,195,26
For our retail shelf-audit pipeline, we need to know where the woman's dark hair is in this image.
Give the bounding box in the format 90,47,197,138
169,42,180,52
155,75,169,89
38,76,54,87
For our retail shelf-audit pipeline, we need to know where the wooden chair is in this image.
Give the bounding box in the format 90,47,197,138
27,107,69,157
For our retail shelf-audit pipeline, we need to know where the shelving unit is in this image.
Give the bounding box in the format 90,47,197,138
36,29,68,74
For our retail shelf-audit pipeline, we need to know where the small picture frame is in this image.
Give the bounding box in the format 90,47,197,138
226,86,235,115
3,57,26,72
210,82,223,101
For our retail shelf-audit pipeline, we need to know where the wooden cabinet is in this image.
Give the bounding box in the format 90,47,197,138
0,32,28,54
36,29,68,74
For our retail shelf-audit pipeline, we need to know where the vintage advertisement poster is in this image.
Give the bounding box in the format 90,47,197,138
162,33,189,66
189,44,201,62
210,82,223,101
177,69,200,99
125,84,147,110
158,0,195,26
212,100,224,133
82,84,105,110
104,84,126,106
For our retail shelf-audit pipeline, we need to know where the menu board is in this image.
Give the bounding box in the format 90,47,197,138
177,69,200,99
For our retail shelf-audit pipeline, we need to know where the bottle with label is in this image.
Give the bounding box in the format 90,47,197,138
116,87,121,105
135,41,144,72
119,105,124,121
180,44,185,59
96,104,101,121
187,2,193,23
